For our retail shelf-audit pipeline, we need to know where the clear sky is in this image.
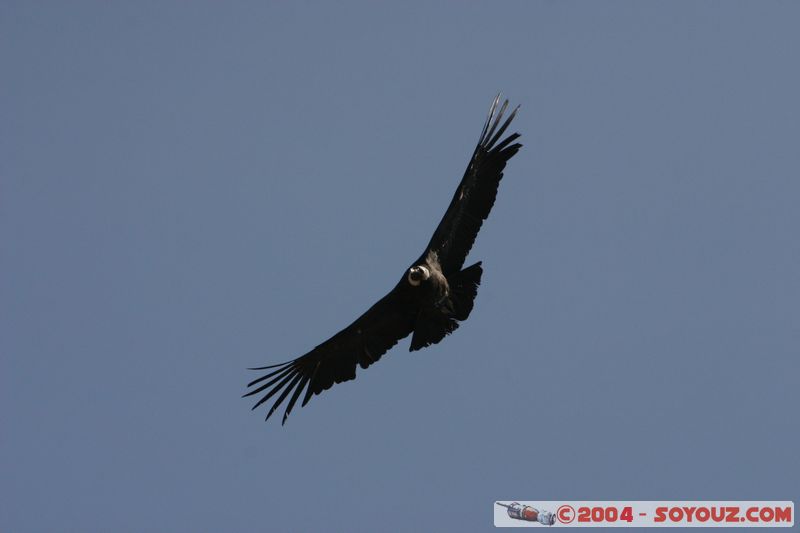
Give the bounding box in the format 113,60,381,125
2,2,798,532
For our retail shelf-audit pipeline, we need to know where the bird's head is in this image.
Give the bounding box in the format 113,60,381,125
407,265,430,286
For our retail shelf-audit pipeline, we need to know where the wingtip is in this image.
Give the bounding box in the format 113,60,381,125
301,387,315,407
247,361,287,371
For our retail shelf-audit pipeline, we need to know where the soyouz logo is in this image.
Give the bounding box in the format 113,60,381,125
493,501,794,527
496,502,556,525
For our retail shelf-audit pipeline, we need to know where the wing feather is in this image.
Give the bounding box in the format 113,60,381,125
266,372,303,421
422,95,522,274
250,368,298,410
244,288,415,424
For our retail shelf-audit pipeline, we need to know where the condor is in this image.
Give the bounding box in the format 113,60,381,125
244,95,522,424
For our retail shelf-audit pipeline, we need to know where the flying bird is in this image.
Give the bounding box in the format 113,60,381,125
244,95,522,424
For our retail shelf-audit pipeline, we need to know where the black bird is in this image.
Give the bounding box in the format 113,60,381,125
244,95,522,424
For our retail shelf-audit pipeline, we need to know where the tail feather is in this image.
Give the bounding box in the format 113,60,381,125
450,261,483,321
408,262,483,351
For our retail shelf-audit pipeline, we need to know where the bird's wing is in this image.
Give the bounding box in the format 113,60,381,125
244,287,415,424
423,95,522,274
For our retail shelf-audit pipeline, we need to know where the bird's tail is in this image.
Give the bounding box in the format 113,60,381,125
408,262,483,352
449,261,483,321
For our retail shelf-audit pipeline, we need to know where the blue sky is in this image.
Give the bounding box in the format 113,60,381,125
2,2,798,532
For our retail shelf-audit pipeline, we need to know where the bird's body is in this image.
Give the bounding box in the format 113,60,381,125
245,95,522,423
